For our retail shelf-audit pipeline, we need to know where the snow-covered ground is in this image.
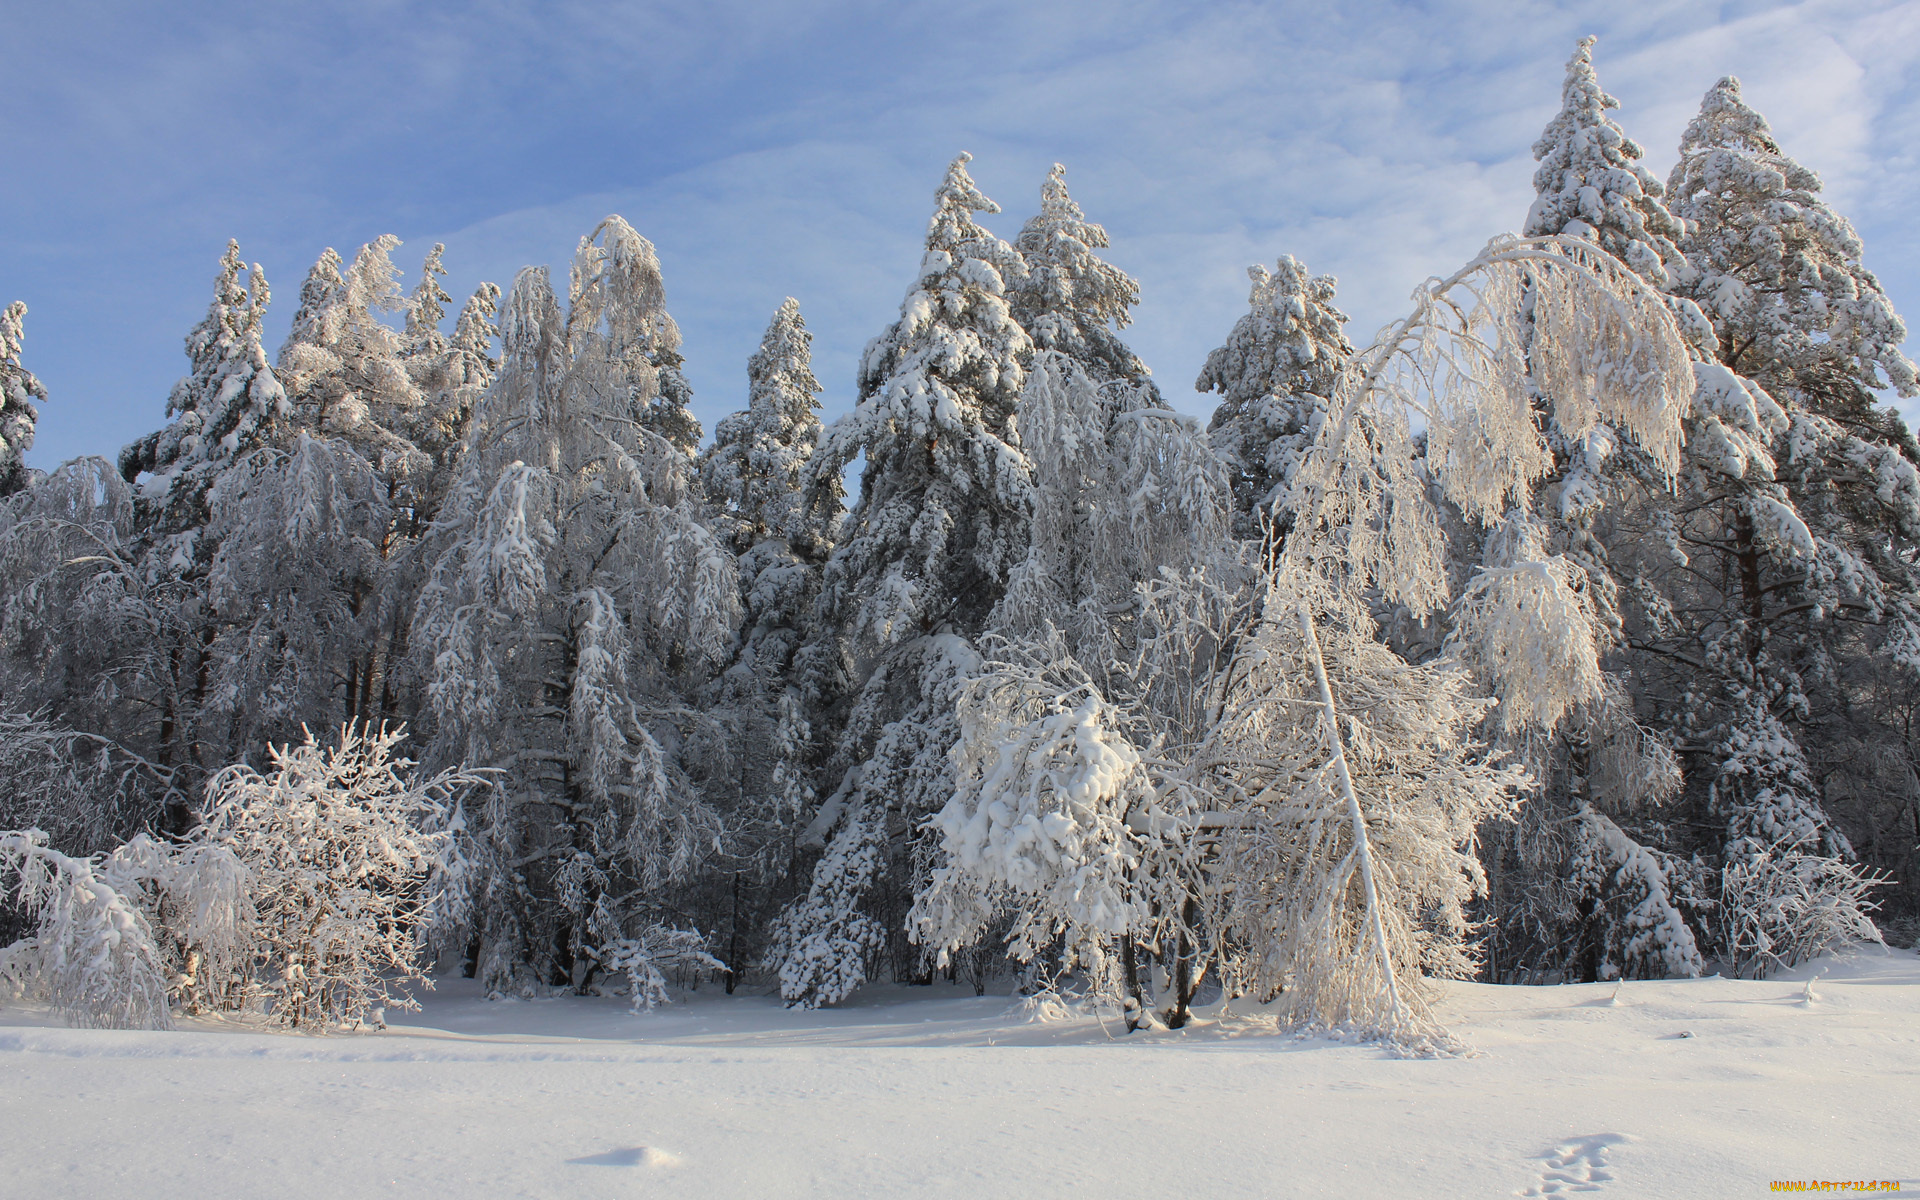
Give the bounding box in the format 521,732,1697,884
3,949,1915,1198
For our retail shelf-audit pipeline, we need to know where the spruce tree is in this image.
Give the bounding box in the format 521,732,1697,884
110,242,289,816
0,302,47,498
120,241,289,534
1667,76,1920,937
775,153,1035,1006
698,299,833,984
1197,256,1353,541
1010,164,1149,387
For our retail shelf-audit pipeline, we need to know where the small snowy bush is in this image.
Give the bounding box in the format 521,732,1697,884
197,724,485,1030
1721,843,1885,978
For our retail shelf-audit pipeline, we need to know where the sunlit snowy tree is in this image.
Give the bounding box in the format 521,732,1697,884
775,154,1034,1006
1010,164,1150,388
0,302,48,498
1198,256,1353,542
413,217,737,996
1668,76,1920,939
197,724,482,1029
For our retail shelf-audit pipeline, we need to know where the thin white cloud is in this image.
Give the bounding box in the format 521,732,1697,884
16,0,1920,467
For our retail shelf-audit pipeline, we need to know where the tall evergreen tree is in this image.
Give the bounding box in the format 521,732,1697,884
111,243,289,805
1197,256,1353,542
0,301,47,498
1010,164,1149,387
1478,39,1877,980
120,241,289,535
1667,75,1920,936
775,153,1035,1006
697,298,834,986
1472,39,1722,981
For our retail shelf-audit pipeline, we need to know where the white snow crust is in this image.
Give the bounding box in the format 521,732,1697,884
2,947,1914,1197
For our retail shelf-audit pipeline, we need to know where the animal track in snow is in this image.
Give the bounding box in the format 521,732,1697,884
1518,1133,1635,1195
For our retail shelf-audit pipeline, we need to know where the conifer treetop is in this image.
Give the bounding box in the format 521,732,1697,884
0,300,48,497
119,240,289,517
1199,255,1352,534
407,243,453,347
1012,164,1149,384
1668,76,1917,400
1526,36,1686,288
703,297,827,553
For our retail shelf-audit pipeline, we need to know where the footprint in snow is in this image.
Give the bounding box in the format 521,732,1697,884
567,1146,683,1168
1517,1132,1635,1196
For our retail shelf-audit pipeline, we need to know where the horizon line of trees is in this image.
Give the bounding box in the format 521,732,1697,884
1,39,1912,1041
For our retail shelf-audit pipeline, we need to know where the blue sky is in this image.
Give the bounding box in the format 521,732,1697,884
10,0,1920,469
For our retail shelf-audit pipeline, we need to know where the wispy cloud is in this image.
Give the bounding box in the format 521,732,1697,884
11,0,1919,466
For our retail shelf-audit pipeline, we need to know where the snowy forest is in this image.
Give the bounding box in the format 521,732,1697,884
0,40,1910,1045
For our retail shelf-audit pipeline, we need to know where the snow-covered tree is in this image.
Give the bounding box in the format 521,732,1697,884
1525,37,1687,289
1228,226,1696,1034
694,299,835,982
912,354,1230,1022
120,241,289,535
1667,76,1920,930
775,154,1034,1006
1010,164,1150,387
102,245,292,803
277,236,430,481
0,828,248,1029
1198,256,1353,541
413,217,739,995
196,432,398,750
1667,77,1916,419
0,301,48,498
0,459,158,775
196,724,481,1029
406,262,502,484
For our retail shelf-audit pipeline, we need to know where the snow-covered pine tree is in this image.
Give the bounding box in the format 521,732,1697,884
120,241,289,535
1524,38,1687,288
696,298,834,985
774,153,1034,1007
112,243,290,807
406,243,454,357
1197,256,1353,542
0,302,48,498
412,217,738,997
1665,74,1917,947
1452,39,1736,982
702,298,830,564
1010,164,1150,388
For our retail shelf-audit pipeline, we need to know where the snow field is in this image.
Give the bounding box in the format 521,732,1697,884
3,947,1915,1198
